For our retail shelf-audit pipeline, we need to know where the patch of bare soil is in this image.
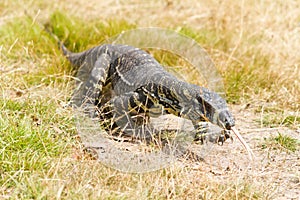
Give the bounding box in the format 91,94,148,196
186,105,300,199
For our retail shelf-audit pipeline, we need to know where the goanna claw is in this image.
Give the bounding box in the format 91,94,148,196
217,129,232,145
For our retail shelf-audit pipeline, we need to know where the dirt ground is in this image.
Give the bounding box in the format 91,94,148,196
193,105,300,200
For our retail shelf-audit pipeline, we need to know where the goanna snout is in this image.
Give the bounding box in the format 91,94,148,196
217,110,235,130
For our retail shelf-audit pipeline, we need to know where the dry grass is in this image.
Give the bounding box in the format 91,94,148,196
1,0,300,199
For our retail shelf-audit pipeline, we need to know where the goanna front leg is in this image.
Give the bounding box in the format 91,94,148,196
72,53,111,118
99,92,157,141
193,122,231,145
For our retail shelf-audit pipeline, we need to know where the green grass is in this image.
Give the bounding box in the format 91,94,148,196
46,11,136,53
0,98,77,199
262,133,299,152
274,133,299,152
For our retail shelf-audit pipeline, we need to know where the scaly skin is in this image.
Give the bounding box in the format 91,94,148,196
63,44,235,142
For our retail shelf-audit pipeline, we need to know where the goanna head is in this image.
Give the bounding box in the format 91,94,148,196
158,82,235,144
185,86,235,137
215,107,235,130
186,87,235,144
192,86,235,130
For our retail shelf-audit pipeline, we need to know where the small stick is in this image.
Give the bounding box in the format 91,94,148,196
231,127,254,161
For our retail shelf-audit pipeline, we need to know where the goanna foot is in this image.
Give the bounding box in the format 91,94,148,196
194,123,232,145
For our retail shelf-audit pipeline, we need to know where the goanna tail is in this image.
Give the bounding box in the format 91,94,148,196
43,23,103,108
43,24,88,69
43,25,66,53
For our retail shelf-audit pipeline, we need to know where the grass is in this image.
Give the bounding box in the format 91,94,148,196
1,0,299,199
274,133,299,152
261,133,299,152
254,105,300,129
45,11,136,53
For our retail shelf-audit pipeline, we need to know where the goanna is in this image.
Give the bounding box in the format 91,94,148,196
62,43,235,143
